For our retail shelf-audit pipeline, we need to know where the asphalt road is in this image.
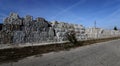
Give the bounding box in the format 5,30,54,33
1,39,120,66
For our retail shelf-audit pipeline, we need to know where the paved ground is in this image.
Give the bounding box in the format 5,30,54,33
1,39,120,66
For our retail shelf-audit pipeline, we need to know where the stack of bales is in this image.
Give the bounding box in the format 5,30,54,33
0,12,56,44
7,13,23,43
51,21,86,41
85,27,120,39
74,24,86,40
51,21,72,41
1,13,23,44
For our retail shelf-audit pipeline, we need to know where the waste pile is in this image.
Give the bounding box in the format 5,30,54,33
0,13,56,44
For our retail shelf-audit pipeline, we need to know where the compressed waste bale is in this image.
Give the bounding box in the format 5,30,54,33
4,13,23,25
23,15,33,26
13,31,25,44
0,31,13,44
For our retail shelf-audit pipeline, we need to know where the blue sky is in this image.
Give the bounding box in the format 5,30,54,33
0,0,120,29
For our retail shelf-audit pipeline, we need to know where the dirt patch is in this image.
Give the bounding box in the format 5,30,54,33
0,37,120,63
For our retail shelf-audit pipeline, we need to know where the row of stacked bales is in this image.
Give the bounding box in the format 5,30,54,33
0,13,56,44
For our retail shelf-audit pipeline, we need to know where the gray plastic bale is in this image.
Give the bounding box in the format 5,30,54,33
12,19,22,25
23,15,33,26
0,31,13,44
25,15,33,22
36,17,45,22
23,26,33,35
49,27,55,37
35,18,49,27
4,13,22,25
13,31,25,44
31,31,40,42
9,12,19,19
